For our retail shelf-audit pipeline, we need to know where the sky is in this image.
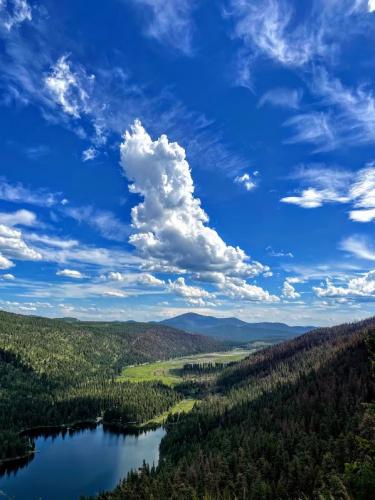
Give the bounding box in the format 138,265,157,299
0,0,375,326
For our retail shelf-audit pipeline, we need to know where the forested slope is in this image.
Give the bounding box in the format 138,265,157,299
101,318,375,500
0,310,221,461
0,311,221,383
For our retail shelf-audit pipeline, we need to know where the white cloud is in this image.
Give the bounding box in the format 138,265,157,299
227,0,372,78
286,277,304,284
128,0,196,55
56,269,84,279
314,270,375,299
0,224,41,262
284,70,375,150
193,271,226,284
0,178,63,207
107,271,125,282
258,87,302,109
120,120,269,278
62,205,129,242
106,271,165,288
282,279,300,299
350,208,375,222
0,179,130,241
311,69,375,147
136,273,165,287
219,276,279,302
284,112,336,151
369,0,375,12
349,167,375,221
234,172,257,191
281,164,375,220
0,254,14,269
0,209,37,227
282,187,334,208
168,277,212,300
0,0,32,31
101,290,127,298
1,273,15,279
45,55,94,118
340,235,375,261
25,233,79,249
267,246,294,258
227,0,321,67
82,147,97,162
37,243,139,268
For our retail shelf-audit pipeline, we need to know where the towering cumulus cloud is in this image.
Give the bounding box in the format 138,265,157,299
120,120,268,279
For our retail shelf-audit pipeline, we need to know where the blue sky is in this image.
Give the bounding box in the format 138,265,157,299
0,0,375,325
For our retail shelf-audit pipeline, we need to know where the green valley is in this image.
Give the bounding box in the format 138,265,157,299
0,310,225,462
119,349,252,385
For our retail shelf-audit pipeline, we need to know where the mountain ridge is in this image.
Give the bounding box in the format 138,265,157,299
160,312,315,343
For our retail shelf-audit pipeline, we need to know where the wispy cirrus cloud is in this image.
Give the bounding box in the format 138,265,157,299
44,54,95,119
281,164,375,221
0,177,66,207
283,112,337,151
0,0,31,32
227,0,373,70
0,5,248,180
226,0,322,68
0,178,130,242
227,0,375,151
127,0,197,55
258,87,302,110
287,68,375,150
61,205,130,242
340,235,375,261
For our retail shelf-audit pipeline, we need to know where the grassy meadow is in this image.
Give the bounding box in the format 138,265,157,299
119,349,253,386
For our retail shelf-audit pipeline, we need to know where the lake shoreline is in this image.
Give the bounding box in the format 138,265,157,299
0,425,166,499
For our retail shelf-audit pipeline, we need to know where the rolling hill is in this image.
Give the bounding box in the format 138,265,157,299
160,312,315,343
0,311,224,383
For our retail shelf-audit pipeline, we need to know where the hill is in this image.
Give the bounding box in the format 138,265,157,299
0,310,223,461
0,311,223,384
160,312,315,343
102,317,375,499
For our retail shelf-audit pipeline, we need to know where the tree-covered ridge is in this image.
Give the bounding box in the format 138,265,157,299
100,318,375,499
0,310,221,461
0,311,222,384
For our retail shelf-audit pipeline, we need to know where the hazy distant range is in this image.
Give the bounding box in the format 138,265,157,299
160,313,315,344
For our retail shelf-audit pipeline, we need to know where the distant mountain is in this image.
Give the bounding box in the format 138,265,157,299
160,312,315,343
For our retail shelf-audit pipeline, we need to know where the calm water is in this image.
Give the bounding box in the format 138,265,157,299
0,425,166,499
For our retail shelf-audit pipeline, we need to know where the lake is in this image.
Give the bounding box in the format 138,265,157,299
0,425,166,499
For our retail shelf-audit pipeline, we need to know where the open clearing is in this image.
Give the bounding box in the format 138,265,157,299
142,399,198,426
119,349,253,386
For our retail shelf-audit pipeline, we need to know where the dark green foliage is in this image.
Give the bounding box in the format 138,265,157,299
0,310,219,460
99,318,375,499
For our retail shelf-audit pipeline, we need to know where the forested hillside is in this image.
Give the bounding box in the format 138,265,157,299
101,318,375,499
0,310,221,461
